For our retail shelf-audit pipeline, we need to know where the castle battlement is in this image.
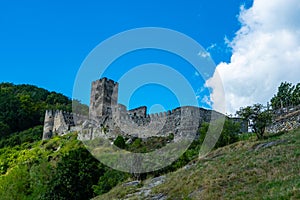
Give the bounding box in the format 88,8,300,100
43,77,248,140
42,109,88,140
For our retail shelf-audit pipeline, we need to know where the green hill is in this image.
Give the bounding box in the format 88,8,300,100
0,83,72,138
1,82,300,199
0,131,129,200
95,128,300,200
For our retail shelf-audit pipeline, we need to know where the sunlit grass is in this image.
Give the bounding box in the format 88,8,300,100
96,128,300,199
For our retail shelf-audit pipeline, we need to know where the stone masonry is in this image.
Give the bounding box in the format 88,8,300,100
267,105,300,133
43,77,248,140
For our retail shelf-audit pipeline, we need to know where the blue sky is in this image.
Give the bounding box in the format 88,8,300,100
0,0,254,113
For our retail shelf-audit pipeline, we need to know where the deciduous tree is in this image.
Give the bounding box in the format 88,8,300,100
237,104,272,139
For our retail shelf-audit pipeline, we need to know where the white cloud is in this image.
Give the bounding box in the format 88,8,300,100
201,95,213,108
206,0,300,114
198,51,210,58
207,43,217,51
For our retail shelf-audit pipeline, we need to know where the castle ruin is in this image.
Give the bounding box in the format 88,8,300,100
43,77,247,140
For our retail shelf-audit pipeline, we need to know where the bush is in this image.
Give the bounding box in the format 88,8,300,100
93,168,129,195
43,147,102,200
198,118,240,149
113,135,126,149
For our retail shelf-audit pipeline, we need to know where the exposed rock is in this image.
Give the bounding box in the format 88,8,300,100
124,176,166,199
252,140,288,151
146,176,165,189
123,180,141,187
267,106,300,133
148,193,166,200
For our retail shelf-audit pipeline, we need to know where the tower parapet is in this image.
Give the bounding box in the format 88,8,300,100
89,78,118,121
42,110,54,140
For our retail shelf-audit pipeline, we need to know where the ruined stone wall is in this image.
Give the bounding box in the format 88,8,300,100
128,106,147,118
89,78,118,121
42,110,87,140
42,110,54,140
53,110,69,135
44,77,247,140
267,106,300,133
79,105,229,141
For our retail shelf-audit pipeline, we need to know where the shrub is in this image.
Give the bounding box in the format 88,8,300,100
198,118,240,149
113,135,126,149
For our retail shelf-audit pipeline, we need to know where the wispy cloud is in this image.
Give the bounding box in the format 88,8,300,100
197,51,210,58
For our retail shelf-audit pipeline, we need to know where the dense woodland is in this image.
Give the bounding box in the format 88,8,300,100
0,83,72,138
0,81,299,199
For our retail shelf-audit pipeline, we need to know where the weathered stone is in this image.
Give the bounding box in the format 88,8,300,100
252,140,288,151
123,180,141,187
267,106,300,133
43,77,247,140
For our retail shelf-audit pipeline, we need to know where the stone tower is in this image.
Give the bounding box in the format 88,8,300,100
89,77,119,121
42,110,54,140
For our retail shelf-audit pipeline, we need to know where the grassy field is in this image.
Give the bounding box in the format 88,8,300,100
96,128,300,200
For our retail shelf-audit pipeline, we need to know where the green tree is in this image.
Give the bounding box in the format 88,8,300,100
0,82,74,138
113,135,126,149
271,82,294,109
292,83,300,106
93,168,129,195
237,104,272,139
29,160,55,200
198,118,240,149
43,147,102,200
0,122,10,137
0,165,30,200
72,99,89,116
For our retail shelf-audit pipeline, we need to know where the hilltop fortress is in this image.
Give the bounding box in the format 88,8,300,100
43,78,247,140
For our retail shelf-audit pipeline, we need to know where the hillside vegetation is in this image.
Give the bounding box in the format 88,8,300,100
0,83,72,138
96,128,300,200
0,81,299,199
0,131,131,200
0,119,242,199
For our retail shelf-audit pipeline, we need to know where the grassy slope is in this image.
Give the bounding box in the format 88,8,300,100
96,128,300,200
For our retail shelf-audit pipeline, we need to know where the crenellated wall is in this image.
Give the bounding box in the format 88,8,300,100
78,104,246,141
44,77,247,140
42,110,88,140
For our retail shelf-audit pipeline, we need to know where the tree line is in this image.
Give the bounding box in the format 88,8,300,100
0,83,88,138
270,82,300,109
237,81,300,139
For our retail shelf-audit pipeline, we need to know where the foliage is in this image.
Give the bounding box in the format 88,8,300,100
271,82,300,109
113,135,126,149
0,125,43,148
147,119,241,178
43,147,102,200
237,103,272,139
0,83,72,138
93,168,130,195
198,118,240,149
97,128,300,200
0,165,31,200
0,132,108,200
72,99,89,116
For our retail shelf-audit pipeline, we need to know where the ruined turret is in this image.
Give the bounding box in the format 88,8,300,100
42,110,54,140
89,77,119,121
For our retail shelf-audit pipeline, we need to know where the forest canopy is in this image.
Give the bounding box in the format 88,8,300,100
0,83,88,138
